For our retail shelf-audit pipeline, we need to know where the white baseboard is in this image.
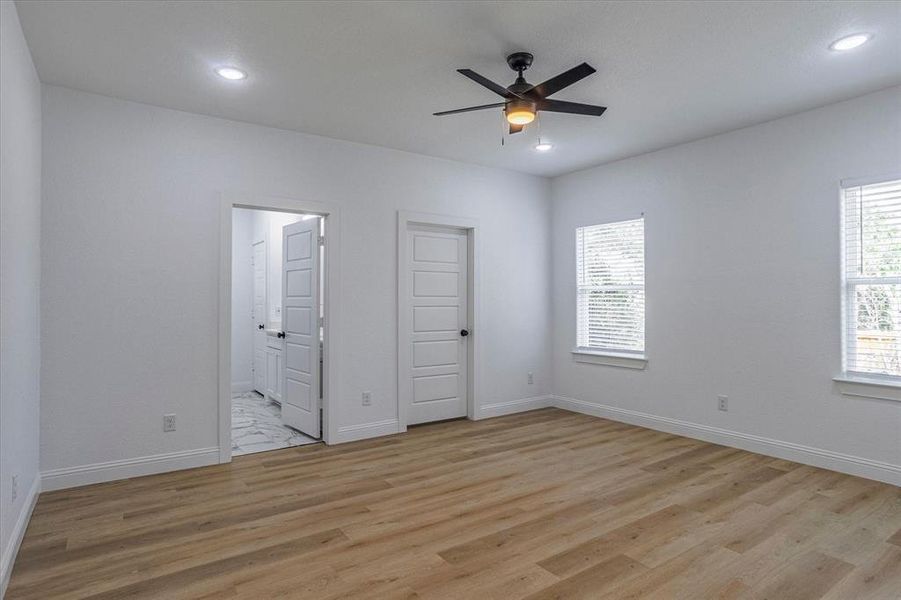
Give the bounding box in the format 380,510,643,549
41,447,220,492
478,395,553,419
332,419,401,444
231,380,253,394
1,473,40,598
330,394,553,444
552,395,901,486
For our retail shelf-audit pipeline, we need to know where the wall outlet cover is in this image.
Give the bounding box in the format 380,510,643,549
164,413,177,432
717,395,728,411
362,391,372,406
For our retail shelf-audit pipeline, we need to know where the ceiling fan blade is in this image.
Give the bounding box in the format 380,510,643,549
527,62,596,99
433,102,505,116
539,99,607,117
457,69,512,98
509,123,524,134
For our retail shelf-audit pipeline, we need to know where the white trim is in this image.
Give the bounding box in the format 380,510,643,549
397,211,480,430
478,395,553,419
571,349,647,369
333,419,401,444
41,447,220,492
840,172,901,188
231,380,254,394
220,193,342,463
833,376,901,402
552,395,901,486
1,474,40,598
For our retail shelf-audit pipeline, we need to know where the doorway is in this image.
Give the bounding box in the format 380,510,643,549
397,211,479,428
219,194,339,463
230,208,323,456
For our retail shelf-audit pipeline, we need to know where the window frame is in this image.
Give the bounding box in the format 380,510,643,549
573,216,647,367
838,174,901,391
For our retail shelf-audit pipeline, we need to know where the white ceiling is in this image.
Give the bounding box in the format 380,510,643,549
16,0,901,177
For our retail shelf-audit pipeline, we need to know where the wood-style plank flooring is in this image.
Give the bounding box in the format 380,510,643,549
8,408,901,599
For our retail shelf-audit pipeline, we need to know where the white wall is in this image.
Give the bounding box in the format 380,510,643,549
551,86,901,482
40,85,551,480
0,0,42,592
230,208,254,392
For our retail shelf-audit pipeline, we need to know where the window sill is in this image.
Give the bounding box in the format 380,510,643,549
833,375,901,402
571,349,647,370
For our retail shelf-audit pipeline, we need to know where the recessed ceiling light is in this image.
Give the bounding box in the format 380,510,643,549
215,66,247,80
829,33,872,52
535,142,554,152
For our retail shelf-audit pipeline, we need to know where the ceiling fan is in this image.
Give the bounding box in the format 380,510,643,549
434,52,607,134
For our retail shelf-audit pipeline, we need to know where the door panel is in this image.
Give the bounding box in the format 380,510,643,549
265,349,278,399
413,340,458,367
413,271,458,297
413,235,458,263
280,218,321,438
252,240,267,394
413,306,458,332
405,227,468,425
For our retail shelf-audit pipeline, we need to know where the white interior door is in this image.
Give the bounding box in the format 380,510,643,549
404,225,468,425
280,218,321,438
252,240,267,394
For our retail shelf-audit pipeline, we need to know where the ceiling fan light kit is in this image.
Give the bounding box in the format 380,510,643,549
434,52,607,137
506,98,537,125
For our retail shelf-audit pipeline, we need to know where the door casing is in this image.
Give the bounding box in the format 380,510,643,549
219,194,340,463
397,211,480,431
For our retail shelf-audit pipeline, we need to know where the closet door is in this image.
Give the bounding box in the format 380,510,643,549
403,225,469,425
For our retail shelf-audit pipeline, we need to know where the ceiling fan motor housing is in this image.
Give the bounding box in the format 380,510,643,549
506,52,534,73
506,97,536,114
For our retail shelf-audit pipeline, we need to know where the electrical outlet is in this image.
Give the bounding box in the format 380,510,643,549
11,475,18,502
527,372,534,385
362,391,372,406
717,395,728,412
164,414,177,432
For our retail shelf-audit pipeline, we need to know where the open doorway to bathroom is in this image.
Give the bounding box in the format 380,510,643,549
230,207,325,457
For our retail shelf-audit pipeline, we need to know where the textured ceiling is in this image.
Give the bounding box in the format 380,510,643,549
16,0,901,177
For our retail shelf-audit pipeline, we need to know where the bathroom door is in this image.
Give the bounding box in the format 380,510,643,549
280,218,321,438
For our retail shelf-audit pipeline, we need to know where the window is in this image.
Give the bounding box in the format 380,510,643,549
576,217,645,357
842,178,901,380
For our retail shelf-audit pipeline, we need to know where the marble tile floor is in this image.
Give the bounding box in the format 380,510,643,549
232,391,319,456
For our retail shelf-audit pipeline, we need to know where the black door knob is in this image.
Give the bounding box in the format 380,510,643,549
258,324,264,330
460,329,469,337
277,331,286,338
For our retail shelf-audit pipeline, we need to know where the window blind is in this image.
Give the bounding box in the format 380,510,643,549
842,178,901,378
576,218,645,354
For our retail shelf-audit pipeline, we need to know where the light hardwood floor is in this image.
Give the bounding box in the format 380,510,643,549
8,409,901,599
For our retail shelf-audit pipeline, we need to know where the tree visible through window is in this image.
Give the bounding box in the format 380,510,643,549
576,218,645,355
842,178,901,378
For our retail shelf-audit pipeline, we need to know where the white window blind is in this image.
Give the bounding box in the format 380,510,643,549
842,178,901,378
576,218,645,355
